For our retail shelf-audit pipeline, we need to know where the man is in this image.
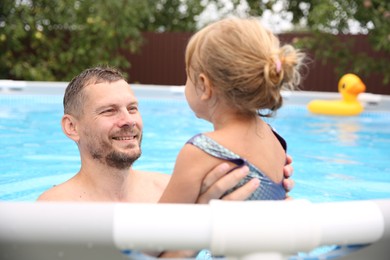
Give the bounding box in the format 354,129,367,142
37,66,294,257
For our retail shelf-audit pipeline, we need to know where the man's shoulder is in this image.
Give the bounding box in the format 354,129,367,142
135,170,171,181
136,170,171,190
36,185,63,201
126,170,171,203
36,181,78,201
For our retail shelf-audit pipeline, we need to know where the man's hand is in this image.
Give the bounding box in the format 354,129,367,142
197,155,294,204
283,155,295,199
196,163,256,204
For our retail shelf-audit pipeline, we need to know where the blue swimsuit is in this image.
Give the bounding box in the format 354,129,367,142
187,130,287,200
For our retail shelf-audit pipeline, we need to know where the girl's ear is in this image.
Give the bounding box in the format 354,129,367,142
199,73,212,101
61,115,80,143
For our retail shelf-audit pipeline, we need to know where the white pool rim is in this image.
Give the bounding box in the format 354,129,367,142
0,80,390,111
0,199,389,260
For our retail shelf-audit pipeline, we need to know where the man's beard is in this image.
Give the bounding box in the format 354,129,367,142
88,134,142,170
105,147,141,169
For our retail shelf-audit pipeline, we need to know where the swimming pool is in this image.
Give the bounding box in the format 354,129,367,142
0,84,390,203
1,83,390,260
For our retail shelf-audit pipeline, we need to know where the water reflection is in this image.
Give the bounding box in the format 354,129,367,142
335,121,361,145
308,120,361,146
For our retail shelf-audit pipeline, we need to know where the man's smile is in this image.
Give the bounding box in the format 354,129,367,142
112,135,137,141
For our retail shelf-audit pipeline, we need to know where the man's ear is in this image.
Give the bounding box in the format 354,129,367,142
61,114,80,143
199,73,212,101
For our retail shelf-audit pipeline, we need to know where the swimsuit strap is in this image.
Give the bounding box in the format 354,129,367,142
272,127,287,151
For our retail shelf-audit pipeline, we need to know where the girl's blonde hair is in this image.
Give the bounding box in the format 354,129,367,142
185,17,305,117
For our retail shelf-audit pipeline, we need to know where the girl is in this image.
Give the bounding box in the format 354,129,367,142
160,17,304,203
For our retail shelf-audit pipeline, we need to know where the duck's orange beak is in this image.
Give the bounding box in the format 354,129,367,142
347,80,366,95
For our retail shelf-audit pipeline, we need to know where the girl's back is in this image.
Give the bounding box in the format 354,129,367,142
193,113,287,200
206,117,286,183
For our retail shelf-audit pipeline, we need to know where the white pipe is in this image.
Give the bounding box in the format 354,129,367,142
113,203,212,251
208,200,385,256
112,199,387,257
0,199,389,259
313,201,384,245
0,202,116,245
209,200,320,255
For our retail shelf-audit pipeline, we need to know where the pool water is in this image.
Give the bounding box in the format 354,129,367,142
1,95,390,202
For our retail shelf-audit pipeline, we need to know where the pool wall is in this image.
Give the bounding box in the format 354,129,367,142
1,80,390,111
0,200,389,260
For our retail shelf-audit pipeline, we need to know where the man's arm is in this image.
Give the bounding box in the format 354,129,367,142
197,155,295,203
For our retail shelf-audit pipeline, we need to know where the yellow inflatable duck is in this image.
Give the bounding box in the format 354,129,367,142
307,73,366,116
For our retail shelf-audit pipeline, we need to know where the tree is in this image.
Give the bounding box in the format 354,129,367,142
245,0,390,84
0,0,149,81
140,0,206,32
0,0,227,81
0,0,249,81
4,0,387,84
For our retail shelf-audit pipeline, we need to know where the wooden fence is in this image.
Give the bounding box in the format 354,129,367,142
124,32,389,95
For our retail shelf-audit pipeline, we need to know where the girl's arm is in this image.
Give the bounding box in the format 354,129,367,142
159,144,219,203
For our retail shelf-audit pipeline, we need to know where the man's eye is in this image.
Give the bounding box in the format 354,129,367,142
128,106,138,112
101,109,115,114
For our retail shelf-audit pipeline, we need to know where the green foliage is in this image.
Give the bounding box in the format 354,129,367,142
246,0,390,84
0,0,149,81
139,0,252,32
2,0,388,83
140,0,206,32
0,0,239,81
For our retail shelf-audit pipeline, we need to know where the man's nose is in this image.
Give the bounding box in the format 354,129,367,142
117,109,136,128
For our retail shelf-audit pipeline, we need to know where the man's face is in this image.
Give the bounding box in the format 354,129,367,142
77,79,143,169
